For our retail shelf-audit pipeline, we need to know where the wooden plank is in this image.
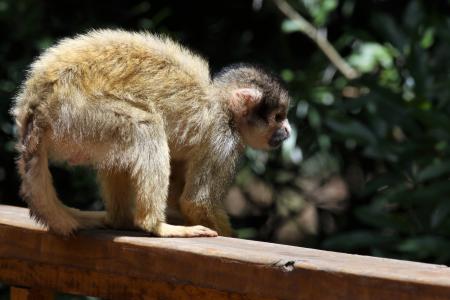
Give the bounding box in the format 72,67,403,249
10,287,54,300
0,205,450,300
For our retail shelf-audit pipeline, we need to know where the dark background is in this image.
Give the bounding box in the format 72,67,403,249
1,1,450,296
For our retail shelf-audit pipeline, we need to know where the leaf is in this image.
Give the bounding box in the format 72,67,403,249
408,44,429,98
431,201,450,229
421,28,435,49
348,42,394,73
386,181,450,206
307,107,322,129
236,227,258,239
370,13,408,52
303,0,338,26
281,69,295,82
326,119,377,145
403,0,423,32
417,161,450,182
354,206,411,233
362,173,403,196
322,230,395,251
412,110,450,129
281,19,303,33
397,236,450,260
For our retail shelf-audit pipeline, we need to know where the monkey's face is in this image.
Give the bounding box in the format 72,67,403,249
240,104,291,150
230,88,291,150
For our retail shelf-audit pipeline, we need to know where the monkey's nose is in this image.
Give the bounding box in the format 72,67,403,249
269,128,290,147
283,121,292,137
283,126,291,138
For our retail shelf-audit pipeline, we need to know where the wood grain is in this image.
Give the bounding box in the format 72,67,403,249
10,287,53,300
0,205,450,299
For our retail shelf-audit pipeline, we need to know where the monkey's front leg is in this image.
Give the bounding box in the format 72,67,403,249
180,194,234,237
127,127,217,238
179,161,236,237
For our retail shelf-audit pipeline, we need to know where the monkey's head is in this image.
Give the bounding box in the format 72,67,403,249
214,64,291,150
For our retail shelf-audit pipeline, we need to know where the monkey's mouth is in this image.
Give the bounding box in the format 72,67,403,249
268,137,285,148
268,132,289,148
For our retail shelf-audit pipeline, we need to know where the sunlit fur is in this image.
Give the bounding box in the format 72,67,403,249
11,29,290,237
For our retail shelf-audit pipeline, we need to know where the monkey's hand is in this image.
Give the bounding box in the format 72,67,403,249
153,223,218,238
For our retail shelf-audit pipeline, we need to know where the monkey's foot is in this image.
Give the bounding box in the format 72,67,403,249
45,212,80,236
154,223,218,237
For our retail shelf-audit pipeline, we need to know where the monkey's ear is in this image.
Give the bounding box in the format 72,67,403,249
229,88,262,117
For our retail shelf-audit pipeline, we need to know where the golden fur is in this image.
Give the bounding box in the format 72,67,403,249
11,29,290,237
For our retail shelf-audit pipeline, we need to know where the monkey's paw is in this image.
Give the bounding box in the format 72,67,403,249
154,223,218,237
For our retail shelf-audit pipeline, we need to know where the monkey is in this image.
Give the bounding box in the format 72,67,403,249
11,29,291,237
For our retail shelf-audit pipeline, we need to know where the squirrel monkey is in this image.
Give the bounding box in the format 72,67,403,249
11,30,291,237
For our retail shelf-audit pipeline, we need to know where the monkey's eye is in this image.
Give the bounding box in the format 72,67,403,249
275,113,284,123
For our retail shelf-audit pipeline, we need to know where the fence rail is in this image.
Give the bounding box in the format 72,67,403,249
0,204,450,299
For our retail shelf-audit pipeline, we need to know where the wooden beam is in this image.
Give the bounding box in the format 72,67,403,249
0,205,450,300
10,287,54,300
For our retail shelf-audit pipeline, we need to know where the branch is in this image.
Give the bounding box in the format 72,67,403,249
273,0,360,80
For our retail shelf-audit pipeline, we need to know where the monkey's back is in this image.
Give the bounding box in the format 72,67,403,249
14,30,212,120
12,30,233,163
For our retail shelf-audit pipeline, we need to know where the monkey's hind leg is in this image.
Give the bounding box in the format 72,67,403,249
18,136,80,235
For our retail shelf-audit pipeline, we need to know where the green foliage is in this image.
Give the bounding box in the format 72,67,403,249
348,42,394,73
275,0,450,263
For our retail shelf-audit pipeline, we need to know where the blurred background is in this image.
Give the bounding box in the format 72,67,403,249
1,1,450,295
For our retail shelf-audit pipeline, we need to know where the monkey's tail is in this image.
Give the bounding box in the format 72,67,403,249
15,103,106,235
